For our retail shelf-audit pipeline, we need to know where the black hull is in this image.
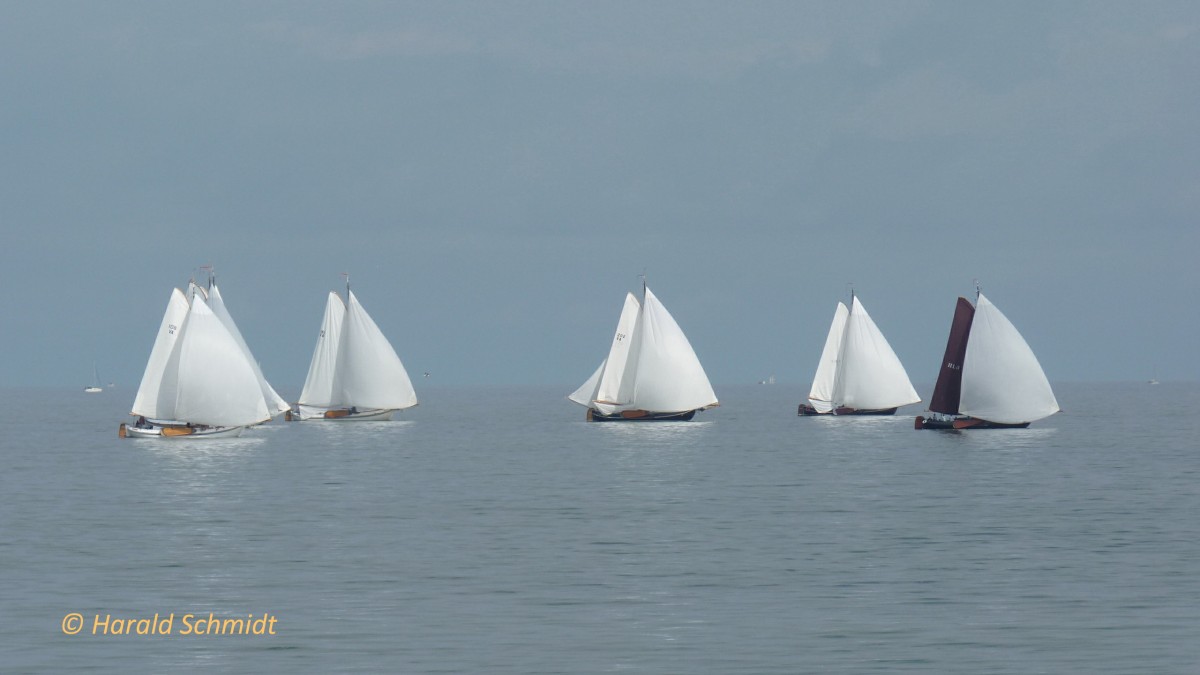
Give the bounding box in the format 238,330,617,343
836,407,897,416
587,409,698,422
915,415,1031,430
799,404,898,416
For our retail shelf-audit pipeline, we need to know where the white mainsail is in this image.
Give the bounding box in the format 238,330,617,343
131,288,190,420
208,283,290,416
170,295,272,427
831,296,920,412
629,287,718,413
959,293,1059,424
806,302,848,413
329,290,418,411
297,291,346,416
570,285,718,415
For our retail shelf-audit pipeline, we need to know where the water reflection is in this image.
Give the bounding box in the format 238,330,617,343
806,415,916,446
137,436,266,465
301,420,416,446
592,420,715,446
950,427,1058,452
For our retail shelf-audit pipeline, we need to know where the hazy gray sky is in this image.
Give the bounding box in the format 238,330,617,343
2,1,1196,391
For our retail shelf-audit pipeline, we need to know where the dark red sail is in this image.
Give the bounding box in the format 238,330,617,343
928,297,975,415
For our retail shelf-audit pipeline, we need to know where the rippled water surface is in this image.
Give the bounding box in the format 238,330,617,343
3,383,1199,673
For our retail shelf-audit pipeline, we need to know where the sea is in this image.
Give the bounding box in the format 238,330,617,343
2,382,1198,674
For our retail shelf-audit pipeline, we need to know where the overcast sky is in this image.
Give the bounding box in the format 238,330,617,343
2,1,1196,393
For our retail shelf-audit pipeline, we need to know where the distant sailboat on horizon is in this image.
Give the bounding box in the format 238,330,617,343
84,363,103,394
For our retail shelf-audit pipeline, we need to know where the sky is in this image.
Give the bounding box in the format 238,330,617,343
1,1,1197,392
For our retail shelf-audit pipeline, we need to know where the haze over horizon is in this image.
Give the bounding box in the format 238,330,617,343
2,1,1197,390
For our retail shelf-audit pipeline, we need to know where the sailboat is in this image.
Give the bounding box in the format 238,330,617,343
798,293,920,416
120,284,272,438
915,289,1059,430
84,363,103,393
569,280,718,421
289,278,418,421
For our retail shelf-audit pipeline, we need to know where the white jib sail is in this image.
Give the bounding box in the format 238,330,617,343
831,296,921,411
568,359,606,407
330,290,418,411
592,292,642,411
208,283,290,416
628,287,718,413
298,291,346,416
171,295,271,427
959,293,1059,424
807,302,848,413
131,288,190,420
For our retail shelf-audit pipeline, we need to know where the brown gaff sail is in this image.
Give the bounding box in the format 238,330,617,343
927,297,975,415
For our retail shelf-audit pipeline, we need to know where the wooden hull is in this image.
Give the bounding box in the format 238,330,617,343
288,407,397,422
119,422,246,439
799,404,897,416
587,408,698,422
914,415,1031,430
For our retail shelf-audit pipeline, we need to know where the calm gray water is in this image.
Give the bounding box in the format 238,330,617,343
2,382,1198,673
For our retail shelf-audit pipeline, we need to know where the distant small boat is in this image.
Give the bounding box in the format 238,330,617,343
120,283,273,439
569,280,718,422
798,293,919,416
84,363,103,393
915,289,1059,430
289,278,418,421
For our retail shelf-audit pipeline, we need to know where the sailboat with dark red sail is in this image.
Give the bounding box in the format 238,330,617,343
915,289,1059,430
